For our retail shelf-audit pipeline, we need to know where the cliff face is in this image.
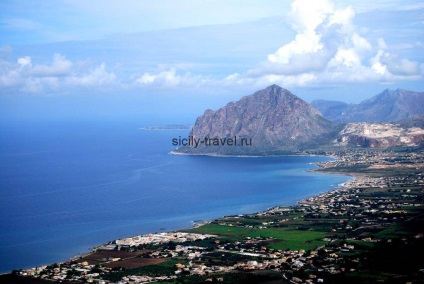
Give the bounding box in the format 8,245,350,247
312,89,424,123
334,122,424,148
175,85,337,155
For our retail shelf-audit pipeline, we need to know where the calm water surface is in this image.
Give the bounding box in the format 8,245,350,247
0,120,351,273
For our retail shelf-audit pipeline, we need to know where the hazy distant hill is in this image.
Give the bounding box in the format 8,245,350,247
174,85,338,155
141,125,192,130
310,100,351,121
397,114,424,129
312,89,424,123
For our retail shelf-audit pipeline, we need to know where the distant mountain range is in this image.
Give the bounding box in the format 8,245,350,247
174,85,424,155
141,124,192,130
311,89,424,123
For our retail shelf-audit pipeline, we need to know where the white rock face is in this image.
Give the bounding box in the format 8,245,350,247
335,123,424,147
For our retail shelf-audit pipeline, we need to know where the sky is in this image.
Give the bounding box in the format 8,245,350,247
0,0,423,122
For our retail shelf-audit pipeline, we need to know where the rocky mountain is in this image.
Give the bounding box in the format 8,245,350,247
173,85,424,155
312,89,424,123
334,122,424,148
174,85,338,155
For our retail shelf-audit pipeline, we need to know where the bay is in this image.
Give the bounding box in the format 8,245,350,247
0,120,350,273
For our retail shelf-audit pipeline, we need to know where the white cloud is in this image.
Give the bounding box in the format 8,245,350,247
370,50,388,75
66,63,117,86
351,33,371,51
17,56,31,67
32,53,73,77
1,0,422,94
327,5,354,28
0,53,117,93
329,48,361,68
267,0,333,64
136,69,181,87
242,0,423,88
135,68,212,88
385,58,420,76
378,38,388,50
2,53,214,93
290,0,333,32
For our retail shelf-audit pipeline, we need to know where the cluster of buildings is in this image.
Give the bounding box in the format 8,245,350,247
111,232,215,248
17,262,105,282
15,149,424,283
318,149,424,169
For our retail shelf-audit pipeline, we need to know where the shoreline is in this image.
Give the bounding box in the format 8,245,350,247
3,153,350,275
8,148,423,283
169,150,334,159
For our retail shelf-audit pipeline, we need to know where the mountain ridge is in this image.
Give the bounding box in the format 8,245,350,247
175,85,339,155
174,85,424,155
312,88,424,123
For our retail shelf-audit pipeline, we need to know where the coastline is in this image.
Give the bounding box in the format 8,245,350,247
5,153,350,274
169,150,333,159
7,148,424,283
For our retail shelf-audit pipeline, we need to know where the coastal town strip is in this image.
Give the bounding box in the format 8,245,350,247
5,149,424,284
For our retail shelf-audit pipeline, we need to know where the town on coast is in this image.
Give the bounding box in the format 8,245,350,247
6,149,424,284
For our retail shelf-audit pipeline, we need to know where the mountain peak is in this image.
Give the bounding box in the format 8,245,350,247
314,88,423,123
266,84,281,90
247,85,303,109
252,84,291,98
264,84,293,95
256,84,294,96
175,86,336,155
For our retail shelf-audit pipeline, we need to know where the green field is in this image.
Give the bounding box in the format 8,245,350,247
187,223,328,250
102,259,183,282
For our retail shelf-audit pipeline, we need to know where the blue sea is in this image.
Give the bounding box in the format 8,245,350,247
0,120,350,273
